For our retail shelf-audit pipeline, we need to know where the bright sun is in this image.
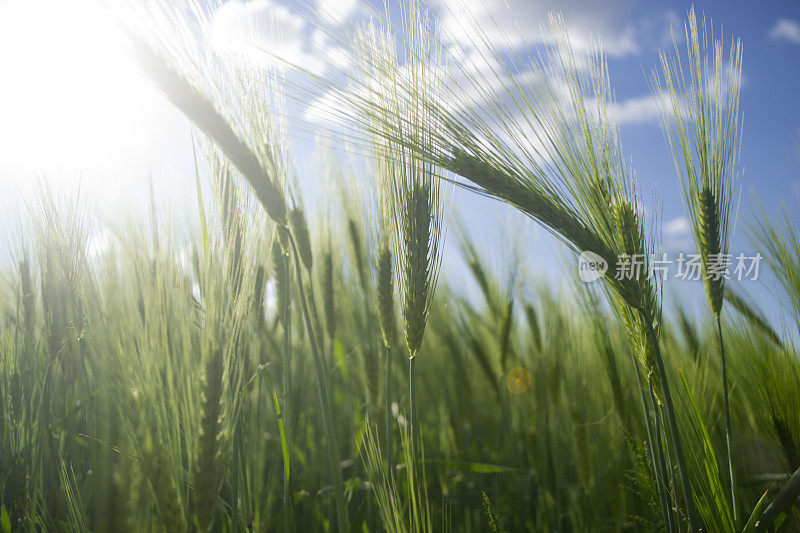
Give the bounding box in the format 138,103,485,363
0,0,157,181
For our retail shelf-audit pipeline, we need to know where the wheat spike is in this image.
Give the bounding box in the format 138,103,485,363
130,392,187,533
322,248,337,341
130,39,288,225
377,245,396,348
700,186,723,315
654,9,743,521
272,238,290,323
347,218,368,290
193,347,225,532
288,207,313,272
402,183,434,358
654,7,741,319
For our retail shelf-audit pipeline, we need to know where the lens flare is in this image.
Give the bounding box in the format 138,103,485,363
0,0,156,181
505,367,532,394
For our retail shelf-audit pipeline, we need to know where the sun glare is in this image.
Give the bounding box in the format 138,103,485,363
0,0,158,183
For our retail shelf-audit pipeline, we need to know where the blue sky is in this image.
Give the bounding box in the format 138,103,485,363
0,0,798,321
608,0,800,230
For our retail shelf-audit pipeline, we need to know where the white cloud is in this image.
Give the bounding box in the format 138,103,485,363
208,0,360,77
215,0,684,138
317,0,359,25
209,0,344,75
210,1,305,65
663,238,693,253
612,90,674,125
769,19,800,45
664,216,691,236
434,0,677,59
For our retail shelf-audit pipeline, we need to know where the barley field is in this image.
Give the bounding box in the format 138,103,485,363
1,1,799,531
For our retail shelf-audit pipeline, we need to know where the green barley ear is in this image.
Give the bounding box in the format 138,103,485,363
19,253,35,353
608,199,661,377
700,185,723,315
403,183,434,359
446,149,619,288
356,1,448,360
653,6,742,318
371,132,397,351
253,264,266,320
148,441,186,533
654,11,742,520
130,393,186,533
612,199,658,322
377,245,396,348
271,238,290,325
129,38,288,225
498,298,515,370
194,347,225,532
613,201,642,256
523,303,542,353
277,224,291,252
322,248,336,341
347,217,368,290
482,491,503,533
288,208,313,272
9,371,22,427
611,199,643,307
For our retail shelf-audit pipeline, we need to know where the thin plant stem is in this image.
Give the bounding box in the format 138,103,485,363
409,355,418,493
630,348,674,533
232,422,240,533
287,230,348,533
385,342,393,481
282,261,291,533
639,308,699,532
717,315,737,522
649,374,676,533
658,395,678,523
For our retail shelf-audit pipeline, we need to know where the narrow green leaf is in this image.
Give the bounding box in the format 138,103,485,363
333,339,348,379
424,459,516,474
1,505,11,533
193,137,209,262
679,370,734,530
273,389,290,484
741,490,769,533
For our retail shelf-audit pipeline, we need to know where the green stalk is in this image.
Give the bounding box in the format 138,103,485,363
287,230,348,532
282,260,291,533
629,348,673,533
385,342,393,481
639,308,699,531
232,422,240,533
409,355,418,493
717,315,737,522
649,375,676,533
